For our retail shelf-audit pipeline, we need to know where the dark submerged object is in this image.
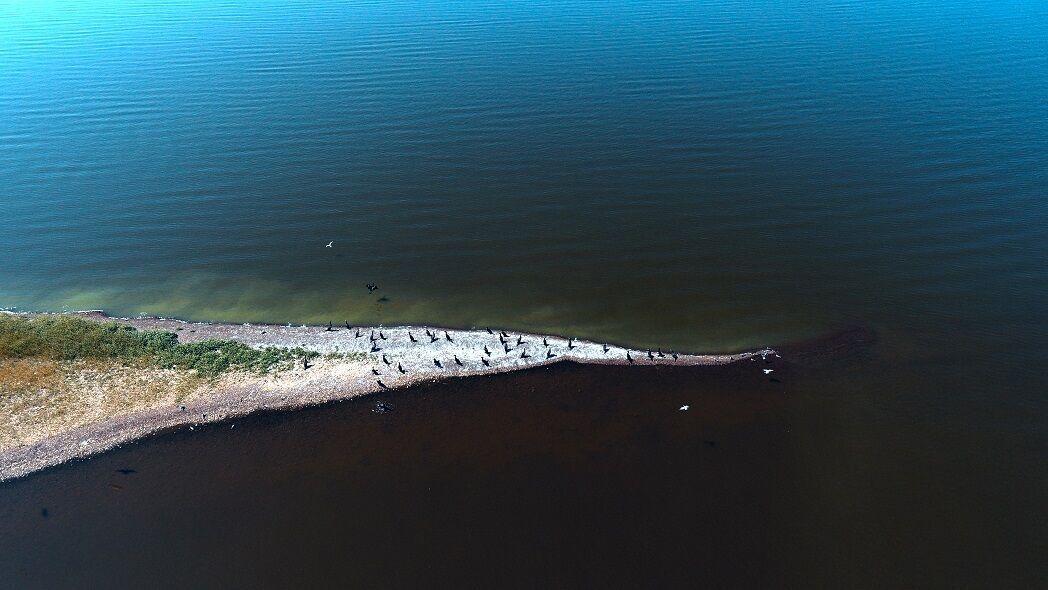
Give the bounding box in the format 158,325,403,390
372,401,393,413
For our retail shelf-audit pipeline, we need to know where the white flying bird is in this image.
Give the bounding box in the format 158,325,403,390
325,241,333,248
763,369,774,374
679,405,689,411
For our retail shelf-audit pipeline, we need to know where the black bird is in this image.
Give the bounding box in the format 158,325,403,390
499,335,506,344
501,331,508,338
430,334,439,343
481,357,490,367
484,345,492,356
303,358,311,369
409,332,418,343
382,354,390,365
397,363,406,374
516,336,523,345
672,352,679,361
546,349,555,359
426,329,433,337
326,321,335,332
370,330,377,341
647,350,655,361
486,327,494,335
372,368,381,375
445,331,453,343
454,355,463,367
520,349,530,359
377,379,388,389
434,359,443,369
504,343,512,353
627,351,634,364
345,320,352,330
602,343,610,353
355,329,362,338
115,468,137,475
380,331,387,340
543,337,549,347
657,348,665,358
370,343,381,353
567,338,575,350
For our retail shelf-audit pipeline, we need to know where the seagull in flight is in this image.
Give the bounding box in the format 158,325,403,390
679,405,689,411
325,241,333,248
763,369,774,374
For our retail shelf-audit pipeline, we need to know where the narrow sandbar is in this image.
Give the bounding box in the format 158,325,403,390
0,310,776,482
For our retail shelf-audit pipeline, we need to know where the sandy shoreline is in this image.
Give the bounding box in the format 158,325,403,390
0,310,775,483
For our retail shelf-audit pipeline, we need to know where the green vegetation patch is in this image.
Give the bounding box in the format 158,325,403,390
0,315,319,378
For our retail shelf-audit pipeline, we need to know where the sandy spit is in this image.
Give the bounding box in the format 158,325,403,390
0,311,774,482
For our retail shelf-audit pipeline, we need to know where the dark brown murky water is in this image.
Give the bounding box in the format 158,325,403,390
1,352,1043,588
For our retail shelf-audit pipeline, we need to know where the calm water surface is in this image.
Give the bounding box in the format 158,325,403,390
0,0,1046,587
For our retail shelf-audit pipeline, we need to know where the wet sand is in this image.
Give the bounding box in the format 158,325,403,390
0,311,777,482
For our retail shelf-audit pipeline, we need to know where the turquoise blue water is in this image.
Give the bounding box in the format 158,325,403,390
0,1,1046,586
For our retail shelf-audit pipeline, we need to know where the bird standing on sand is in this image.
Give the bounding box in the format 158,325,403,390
516,335,524,346
627,351,634,364
382,354,391,365
602,343,609,353
647,350,655,361
303,358,311,369
409,332,418,343
543,337,549,347
398,362,406,374
657,348,665,358
546,349,555,359
484,345,492,356
372,368,381,375
370,343,381,353
445,331,454,343
326,321,335,332
454,355,463,367
503,343,512,353
481,358,490,366
672,352,679,361
568,338,575,350
355,329,362,338
380,331,387,340
377,380,388,389
486,327,494,335
429,334,439,343
434,359,443,369
520,349,530,359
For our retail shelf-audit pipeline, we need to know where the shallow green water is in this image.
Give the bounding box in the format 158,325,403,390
1,0,1046,586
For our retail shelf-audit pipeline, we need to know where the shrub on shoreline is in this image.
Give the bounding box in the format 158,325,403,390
0,315,319,378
